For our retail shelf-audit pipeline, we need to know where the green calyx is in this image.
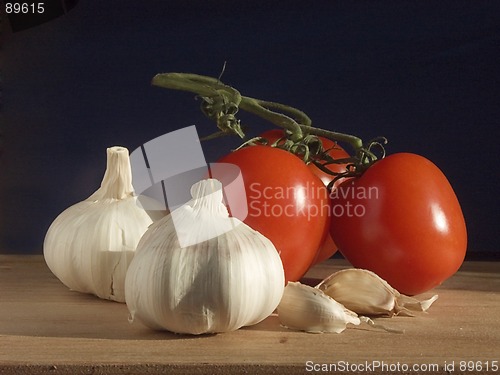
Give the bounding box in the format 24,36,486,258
151,72,387,181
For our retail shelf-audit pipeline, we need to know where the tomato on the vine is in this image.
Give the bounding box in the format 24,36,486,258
155,72,466,294
259,129,351,264
216,145,330,283
329,153,467,295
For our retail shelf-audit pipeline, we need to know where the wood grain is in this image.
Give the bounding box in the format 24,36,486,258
0,255,499,374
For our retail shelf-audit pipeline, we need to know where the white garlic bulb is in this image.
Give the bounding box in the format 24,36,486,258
316,268,438,316
44,146,165,302
277,282,360,333
125,178,285,335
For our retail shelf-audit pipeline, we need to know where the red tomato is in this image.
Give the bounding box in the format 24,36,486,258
259,129,351,264
329,153,467,295
216,146,330,283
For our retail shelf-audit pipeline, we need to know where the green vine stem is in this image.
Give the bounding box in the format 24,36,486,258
152,73,245,138
151,72,386,178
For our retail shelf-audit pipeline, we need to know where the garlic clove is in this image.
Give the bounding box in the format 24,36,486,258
277,282,360,333
316,268,438,316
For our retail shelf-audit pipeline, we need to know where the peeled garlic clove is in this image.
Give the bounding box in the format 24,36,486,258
316,268,438,316
125,179,285,335
277,282,360,333
44,146,165,302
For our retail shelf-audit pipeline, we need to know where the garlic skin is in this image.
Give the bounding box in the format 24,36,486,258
44,146,165,303
125,179,285,335
316,268,438,316
277,282,360,333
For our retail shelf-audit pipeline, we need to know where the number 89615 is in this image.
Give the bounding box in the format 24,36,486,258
5,2,45,14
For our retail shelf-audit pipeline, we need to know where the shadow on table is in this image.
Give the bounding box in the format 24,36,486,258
0,295,287,340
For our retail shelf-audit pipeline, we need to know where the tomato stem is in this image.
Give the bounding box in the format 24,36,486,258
152,73,245,138
239,97,305,141
152,72,386,176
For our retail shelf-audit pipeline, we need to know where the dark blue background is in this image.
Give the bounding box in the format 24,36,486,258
1,1,499,257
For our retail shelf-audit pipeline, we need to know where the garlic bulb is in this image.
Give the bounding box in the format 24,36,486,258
44,146,165,303
316,268,438,316
277,282,360,333
125,178,285,335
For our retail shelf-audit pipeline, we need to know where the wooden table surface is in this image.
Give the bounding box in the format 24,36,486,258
0,255,499,374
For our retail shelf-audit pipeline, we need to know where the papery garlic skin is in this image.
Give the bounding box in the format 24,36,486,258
277,282,360,333
44,146,164,303
125,179,285,335
316,268,438,316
